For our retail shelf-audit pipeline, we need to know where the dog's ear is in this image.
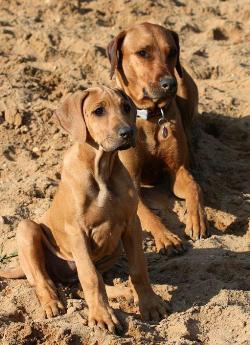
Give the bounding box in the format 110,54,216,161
107,31,126,79
169,30,183,78
117,89,137,119
53,90,89,143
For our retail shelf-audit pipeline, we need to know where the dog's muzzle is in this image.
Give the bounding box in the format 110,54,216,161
145,76,177,101
159,76,177,93
117,125,135,150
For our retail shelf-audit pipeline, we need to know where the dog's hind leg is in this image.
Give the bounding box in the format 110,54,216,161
15,219,64,318
0,266,25,279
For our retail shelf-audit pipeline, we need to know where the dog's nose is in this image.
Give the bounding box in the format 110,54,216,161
118,126,134,139
159,76,177,91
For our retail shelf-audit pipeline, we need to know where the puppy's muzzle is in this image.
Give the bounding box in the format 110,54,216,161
117,126,135,150
118,126,134,139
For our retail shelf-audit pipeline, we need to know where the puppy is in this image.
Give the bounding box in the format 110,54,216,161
0,86,167,333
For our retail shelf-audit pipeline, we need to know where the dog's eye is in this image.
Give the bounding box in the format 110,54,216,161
94,107,105,116
123,103,131,113
169,48,178,58
136,50,149,58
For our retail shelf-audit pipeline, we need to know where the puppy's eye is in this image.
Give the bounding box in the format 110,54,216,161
169,48,178,58
123,103,131,113
136,50,149,58
94,107,105,116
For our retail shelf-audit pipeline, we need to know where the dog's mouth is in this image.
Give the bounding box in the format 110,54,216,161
116,142,132,151
101,137,135,152
116,136,136,150
135,95,171,111
143,86,177,102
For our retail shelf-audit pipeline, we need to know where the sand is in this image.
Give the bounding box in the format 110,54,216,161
0,0,250,344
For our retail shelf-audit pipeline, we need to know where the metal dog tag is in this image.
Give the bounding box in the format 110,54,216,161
159,108,168,138
162,126,168,138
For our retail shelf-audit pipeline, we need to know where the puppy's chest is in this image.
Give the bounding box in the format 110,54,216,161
80,176,137,258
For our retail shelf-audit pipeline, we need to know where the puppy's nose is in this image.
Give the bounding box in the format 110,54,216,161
159,76,177,91
118,126,134,139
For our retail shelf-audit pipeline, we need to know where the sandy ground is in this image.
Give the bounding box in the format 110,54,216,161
0,0,250,344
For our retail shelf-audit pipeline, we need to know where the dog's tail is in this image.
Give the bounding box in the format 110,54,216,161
0,266,25,279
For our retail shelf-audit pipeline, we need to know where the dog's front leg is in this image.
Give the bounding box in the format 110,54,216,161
68,225,121,333
137,197,184,255
172,165,208,240
122,216,168,321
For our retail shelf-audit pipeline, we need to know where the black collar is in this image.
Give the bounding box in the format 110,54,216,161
137,107,162,120
136,101,172,125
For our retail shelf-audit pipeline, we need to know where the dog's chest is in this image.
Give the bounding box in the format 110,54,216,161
82,174,137,259
139,119,184,170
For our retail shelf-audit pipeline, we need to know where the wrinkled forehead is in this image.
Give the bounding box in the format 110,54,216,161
83,87,122,111
123,24,175,51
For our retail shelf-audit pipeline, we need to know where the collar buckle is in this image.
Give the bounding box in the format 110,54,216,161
158,108,166,125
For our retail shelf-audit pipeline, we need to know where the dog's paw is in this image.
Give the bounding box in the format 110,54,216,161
185,203,209,241
42,299,65,318
139,292,168,322
88,305,122,334
155,230,185,256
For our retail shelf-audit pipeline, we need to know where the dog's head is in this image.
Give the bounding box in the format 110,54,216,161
53,86,136,152
107,22,183,109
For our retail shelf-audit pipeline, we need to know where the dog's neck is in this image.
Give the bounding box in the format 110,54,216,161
94,148,118,207
94,148,118,186
136,100,173,121
82,141,118,181
79,142,118,207
137,107,162,120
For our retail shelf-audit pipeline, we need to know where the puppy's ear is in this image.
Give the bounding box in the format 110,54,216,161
169,30,183,78
53,91,89,143
107,31,126,79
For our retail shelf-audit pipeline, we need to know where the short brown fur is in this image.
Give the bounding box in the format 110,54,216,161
107,23,208,254
0,86,167,333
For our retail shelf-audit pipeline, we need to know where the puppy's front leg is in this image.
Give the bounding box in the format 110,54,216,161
68,225,121,333
122,217,168,321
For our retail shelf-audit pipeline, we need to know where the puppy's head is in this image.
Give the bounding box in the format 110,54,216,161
107,22,183,109
54,86,136,152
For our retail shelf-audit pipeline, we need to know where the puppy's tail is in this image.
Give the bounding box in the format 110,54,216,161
0,266,25,279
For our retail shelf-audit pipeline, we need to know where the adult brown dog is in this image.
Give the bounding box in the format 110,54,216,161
0,86,167,333
107,23,208,255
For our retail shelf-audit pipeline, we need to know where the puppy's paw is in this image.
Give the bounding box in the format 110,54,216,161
139,293,168,322
88,305,122,334
155,230,185,256
42,299,65,318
